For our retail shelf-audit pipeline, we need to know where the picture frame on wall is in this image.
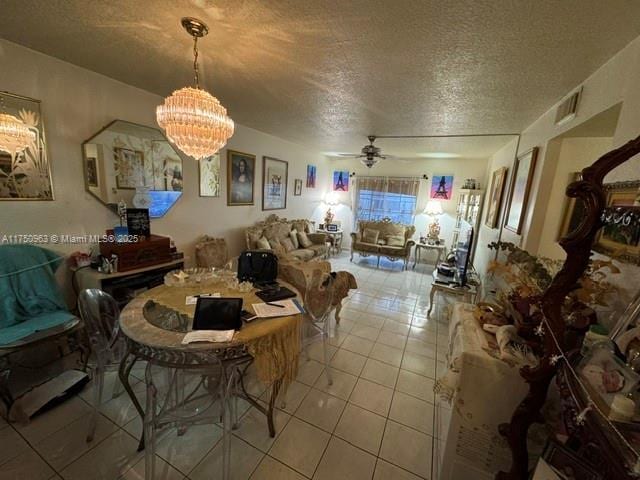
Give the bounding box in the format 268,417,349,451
85,157,99,187
504,147,538,234
199,153,220,197
430,175,454,200
485,167,507,228
333,170,349,192
294,178,303,196
262,156,288,210
593,180,640,264
114,147,144,190
0,91,54,200
227,150,255,206
306,164,316,188
557,172,584,239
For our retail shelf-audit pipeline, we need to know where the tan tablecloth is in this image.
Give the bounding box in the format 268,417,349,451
120,283,301,389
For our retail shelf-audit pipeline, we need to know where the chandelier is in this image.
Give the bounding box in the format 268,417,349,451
157,18,234,160
0,95,35,156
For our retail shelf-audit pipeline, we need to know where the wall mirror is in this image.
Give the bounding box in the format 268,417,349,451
82,120,183,217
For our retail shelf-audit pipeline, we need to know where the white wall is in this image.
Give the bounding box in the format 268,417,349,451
0,40,331,268
474,138,519,276
324,156,489,250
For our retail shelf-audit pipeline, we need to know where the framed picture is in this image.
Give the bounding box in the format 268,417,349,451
430,175,454,200
163,156,183,192
505,147,538,234
84,157,98,187
541,440,602,480
199,153,220,197
0,92,53,200
227,150,255,206
294,179,303,196
114,147,144,190
557,172,585,239
306,164,317,188
593,180,640,264
485,167,507,228
333,170,349,192
262,156,288,210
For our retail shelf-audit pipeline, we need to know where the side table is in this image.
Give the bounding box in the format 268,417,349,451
324,230,344,256
428,269,479,316
413,243,447,269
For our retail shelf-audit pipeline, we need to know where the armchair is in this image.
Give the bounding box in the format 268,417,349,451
350,217,416,269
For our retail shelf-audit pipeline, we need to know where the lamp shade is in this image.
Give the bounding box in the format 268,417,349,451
325,191,339,205
423,200,443,216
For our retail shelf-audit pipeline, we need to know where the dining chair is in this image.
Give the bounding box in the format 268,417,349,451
77,289,126,442
302,271,335,385
143,353,249,480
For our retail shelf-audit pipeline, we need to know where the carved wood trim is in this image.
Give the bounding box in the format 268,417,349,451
497,135,640,480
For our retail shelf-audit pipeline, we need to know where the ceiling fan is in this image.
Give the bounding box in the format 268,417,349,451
336,135,392,168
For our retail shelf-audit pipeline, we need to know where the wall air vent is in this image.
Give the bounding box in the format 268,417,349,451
555,86,582,126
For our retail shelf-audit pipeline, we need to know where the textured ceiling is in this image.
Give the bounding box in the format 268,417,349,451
1,0,639,156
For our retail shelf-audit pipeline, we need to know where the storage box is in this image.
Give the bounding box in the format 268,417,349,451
99,234,172,272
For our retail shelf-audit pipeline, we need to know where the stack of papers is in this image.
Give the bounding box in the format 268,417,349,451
185,293,221,305
252,299,304,318
182,330,235,344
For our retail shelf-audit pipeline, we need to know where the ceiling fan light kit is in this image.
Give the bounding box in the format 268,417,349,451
156,17,234,160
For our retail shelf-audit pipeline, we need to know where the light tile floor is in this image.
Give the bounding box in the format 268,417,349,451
0,252,452,480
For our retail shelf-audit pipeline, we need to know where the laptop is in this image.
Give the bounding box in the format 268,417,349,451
193,297,243,331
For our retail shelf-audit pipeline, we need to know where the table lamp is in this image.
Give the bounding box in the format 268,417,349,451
423,200,443,243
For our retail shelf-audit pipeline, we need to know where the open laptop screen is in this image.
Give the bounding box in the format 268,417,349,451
193,297,243,331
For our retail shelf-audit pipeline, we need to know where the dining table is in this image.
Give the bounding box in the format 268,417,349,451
117,278,303,450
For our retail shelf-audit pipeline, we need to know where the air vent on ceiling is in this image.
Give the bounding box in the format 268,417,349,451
555,87,582,126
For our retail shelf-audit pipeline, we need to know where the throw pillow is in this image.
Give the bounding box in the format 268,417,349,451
386,235,405,247
297,231,313,248
268,238,281,250
362,228,380,244
290,229,300,249
280,237,295,252
256,236,271,250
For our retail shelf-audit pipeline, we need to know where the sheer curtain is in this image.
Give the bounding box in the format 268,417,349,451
354,176,421,225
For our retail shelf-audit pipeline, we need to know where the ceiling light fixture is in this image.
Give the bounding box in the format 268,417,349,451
157,17,234,160
0,94,35,156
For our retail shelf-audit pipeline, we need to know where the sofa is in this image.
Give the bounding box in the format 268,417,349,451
245,214,328,262
350,217,416,269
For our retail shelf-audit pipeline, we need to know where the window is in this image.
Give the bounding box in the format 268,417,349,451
355,176,420,225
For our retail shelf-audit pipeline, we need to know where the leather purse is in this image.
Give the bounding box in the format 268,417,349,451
237,250,278,283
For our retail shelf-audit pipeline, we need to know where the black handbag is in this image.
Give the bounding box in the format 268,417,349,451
237,250,278,283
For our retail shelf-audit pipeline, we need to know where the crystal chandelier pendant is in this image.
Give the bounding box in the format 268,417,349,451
157,18,234,160
0,112,35,156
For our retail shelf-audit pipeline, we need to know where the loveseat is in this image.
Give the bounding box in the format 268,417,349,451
245,214,328,262
350,217,416,269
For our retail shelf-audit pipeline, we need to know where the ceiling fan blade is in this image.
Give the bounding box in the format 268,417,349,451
336,153,359,157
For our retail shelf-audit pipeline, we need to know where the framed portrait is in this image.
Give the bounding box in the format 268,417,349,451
485,167,507,228
199,153,220,197
306,164,317,188
505,147,538,234
430,175,454,200
0,92,53,200
557,172,585,239
294,179,303,196
593,180,640,264
227,150,255,206
85,157,98,187
114,147,144,190
262,156,288,210
333,170,349,192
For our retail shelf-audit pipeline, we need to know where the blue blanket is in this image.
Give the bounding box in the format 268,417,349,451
0,245,75,344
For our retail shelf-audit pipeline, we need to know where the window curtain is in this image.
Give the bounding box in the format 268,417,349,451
354,176,421,226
